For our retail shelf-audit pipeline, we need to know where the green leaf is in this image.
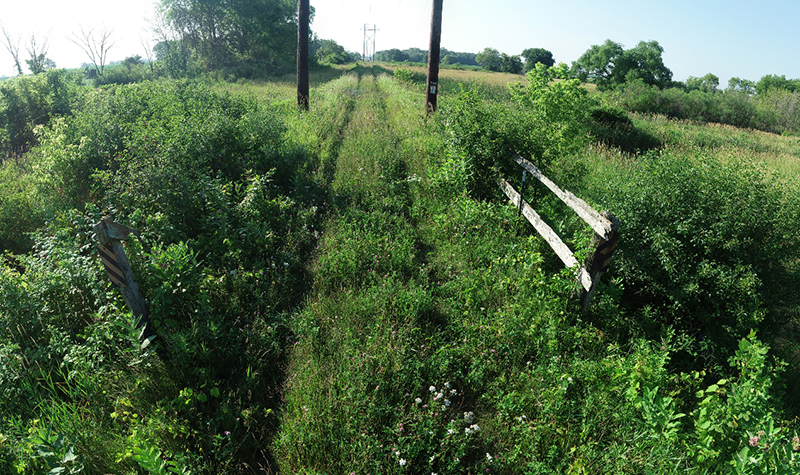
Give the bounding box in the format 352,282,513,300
141,335,156,350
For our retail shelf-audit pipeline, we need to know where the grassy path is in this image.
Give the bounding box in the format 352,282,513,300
270,67,700,474
274,67,446,473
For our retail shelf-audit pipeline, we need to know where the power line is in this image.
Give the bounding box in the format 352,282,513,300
393,0,404,17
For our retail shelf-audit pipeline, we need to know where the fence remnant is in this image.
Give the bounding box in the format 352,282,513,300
93,217,153,335
500,154,620,310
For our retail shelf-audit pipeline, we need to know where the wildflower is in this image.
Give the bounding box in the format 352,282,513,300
450,389,457,395
429,386,436,392
444,382,450,388
749,436,760,447
486,453,493,462
447,429,455,435
415,397,423,404
434,392,443,400
444,399,451,407
464,411,475,424
400,458,407,466
793,436,800,451
224,431,231,436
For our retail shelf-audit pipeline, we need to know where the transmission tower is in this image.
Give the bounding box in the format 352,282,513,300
362,24,378,62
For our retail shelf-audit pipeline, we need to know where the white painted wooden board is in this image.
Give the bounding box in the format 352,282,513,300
499,178,593,292
512,154,613,240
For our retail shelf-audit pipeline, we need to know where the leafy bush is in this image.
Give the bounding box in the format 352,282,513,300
0,158,43,253
593,149,800,369
587,103,662,154
607,80,796,134
690,331,798,474
442,63,591,199
0,69,81,157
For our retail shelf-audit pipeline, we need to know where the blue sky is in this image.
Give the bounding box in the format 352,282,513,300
2,0,799,86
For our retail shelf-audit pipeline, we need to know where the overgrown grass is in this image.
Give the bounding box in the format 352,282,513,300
1,65,798,474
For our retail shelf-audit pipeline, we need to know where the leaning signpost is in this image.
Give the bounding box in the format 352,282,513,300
499,153,620,310
93,217,154,336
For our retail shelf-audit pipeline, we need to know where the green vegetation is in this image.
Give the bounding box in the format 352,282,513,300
1,52,799,475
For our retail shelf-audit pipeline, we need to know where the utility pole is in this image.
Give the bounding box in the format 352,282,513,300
425,0,443,114
297,0,310,111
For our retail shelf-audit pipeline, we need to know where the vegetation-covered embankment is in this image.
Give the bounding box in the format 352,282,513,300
0,64,799,473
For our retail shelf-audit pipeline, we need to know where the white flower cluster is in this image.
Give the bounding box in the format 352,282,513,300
463,411,474,424
464,424,481,435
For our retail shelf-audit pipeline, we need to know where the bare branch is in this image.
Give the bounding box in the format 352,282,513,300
25,31,51,75
0,22,24,76
70,24,117,76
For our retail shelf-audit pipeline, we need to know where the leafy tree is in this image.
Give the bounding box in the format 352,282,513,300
500,53,523,74
727,77,756,95
572,39,672,90
158,0,298,73
24,33,52,75
571,39,623,86
521,47,554,71
476,47,501,72
122,55,144,70
375,48,408,63
440,48,478,66
153,40,193,78
404,47,427,62
616,41,672,89
685,73,719,93
755,74,800,96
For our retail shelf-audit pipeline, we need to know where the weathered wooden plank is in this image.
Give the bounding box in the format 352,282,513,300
499,178,593,292
94,218,154,336
512,153,613,239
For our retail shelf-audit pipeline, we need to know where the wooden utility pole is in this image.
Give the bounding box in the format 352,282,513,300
297,0,310,111
425,0,444,114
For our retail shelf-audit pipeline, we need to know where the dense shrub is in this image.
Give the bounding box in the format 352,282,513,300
0,70,81,157
593,149,800,370
442,64,591,198
587,103,662,154
608,80,800,134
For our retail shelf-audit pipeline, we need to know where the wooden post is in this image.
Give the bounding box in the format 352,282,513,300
582,212,621,311
297,0,310,111
93,218,154,337
425,0,443,114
